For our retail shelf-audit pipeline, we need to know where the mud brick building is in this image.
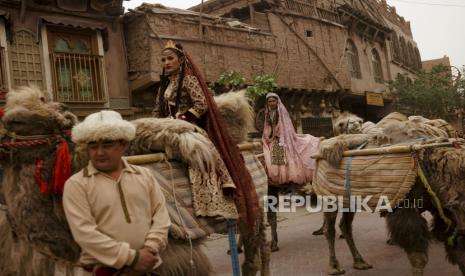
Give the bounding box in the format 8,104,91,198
0,0,131,117
124,1,422,136
0,0,423,135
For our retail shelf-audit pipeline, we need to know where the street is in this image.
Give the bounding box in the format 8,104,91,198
205,207,461,275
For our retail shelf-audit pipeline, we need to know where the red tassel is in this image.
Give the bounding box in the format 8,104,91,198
35,159,49,193
51,141,71,194
0,108,4,118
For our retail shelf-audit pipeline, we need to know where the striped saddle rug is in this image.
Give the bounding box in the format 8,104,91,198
139,151,268,241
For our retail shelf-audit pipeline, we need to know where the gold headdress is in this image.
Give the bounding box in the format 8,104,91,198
163,40,183,53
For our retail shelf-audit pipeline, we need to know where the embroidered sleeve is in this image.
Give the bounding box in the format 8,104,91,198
183,75,208,118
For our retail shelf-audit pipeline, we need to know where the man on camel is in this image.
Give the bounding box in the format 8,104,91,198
63,110,171,275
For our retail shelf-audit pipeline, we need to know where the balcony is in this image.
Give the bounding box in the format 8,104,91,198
50,52,107,103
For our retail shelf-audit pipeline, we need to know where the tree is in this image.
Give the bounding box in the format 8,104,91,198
390,64,465,119
245,74,277,102
210,70,246,94
212,71,277,102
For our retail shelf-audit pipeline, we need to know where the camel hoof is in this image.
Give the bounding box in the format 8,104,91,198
312,228,324,236
386,238,396,245
353,261,373,270
328,267,345,275
271,244,280,252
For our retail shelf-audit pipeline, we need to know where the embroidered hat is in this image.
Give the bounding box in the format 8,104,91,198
71,110,135,144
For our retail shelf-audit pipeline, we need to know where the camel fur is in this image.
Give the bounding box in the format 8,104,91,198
317,111,465,276
214,90,255,144
129,118,217,174
0,87,214,275
0,86,267,276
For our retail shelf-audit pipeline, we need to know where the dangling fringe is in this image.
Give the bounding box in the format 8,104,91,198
35,159,49,193
50,141,71,194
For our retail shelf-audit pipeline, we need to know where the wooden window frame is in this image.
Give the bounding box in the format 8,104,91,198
46,25,106,103
346,40,362,79
9,28,45,90
371,49,384,84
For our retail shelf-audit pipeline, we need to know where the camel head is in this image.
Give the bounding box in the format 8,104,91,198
333,112,364,136
2,86,78,136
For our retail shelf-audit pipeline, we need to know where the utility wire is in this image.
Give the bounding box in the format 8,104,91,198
390,0,465,8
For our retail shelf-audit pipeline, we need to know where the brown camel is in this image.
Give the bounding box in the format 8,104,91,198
0,86,269,276
315,112,465,275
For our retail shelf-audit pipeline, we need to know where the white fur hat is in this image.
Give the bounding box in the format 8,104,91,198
72,110,136,144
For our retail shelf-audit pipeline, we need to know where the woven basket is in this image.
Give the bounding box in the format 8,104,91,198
312,152,417,209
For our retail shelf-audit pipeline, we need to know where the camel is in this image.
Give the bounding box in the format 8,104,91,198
314,111,465,275
0,86,269,276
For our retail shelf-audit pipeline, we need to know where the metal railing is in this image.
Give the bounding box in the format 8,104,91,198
50,52,107,103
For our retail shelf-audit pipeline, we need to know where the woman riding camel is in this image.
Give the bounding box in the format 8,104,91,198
152,41,259,229
262,93,320,251
262,93,320,185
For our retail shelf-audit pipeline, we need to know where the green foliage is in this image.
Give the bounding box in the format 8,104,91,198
246,74,277,101
217,70,245,90
390,64,465,119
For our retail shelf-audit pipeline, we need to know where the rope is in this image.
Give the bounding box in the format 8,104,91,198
5,132,67,141
162,157,195,269
448,229,458,247
345,142,368,199
416,162,453,231
227,219,241,276
0,138,54,150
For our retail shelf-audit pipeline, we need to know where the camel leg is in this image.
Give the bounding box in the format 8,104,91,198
444,211,465,275
267,210,279,252
258,210,271,276
325,211,345,275
386,207,429,276
407,252,428,276
238,219,260,276
339,212,372,270
313,216,325,236
267,185,280,252
443,228,465,276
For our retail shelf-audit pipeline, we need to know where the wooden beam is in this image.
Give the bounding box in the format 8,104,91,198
155,34,277,54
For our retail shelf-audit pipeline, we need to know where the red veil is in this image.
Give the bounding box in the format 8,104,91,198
184,54,259,229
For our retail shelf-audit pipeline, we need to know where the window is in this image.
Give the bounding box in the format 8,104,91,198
399,36,408,66
407,42,415,68
390,34,401,62
371,49,383,83
9,29,44,89
47,26,106,103
346,40,361,79
306,30,313,37
301,117,334,138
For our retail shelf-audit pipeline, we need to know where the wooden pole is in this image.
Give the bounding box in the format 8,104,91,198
125,153,167,165
238,141,262,151
311,140,463,160
126,142,263,165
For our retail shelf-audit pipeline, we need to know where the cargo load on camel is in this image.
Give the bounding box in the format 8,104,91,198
0,86,269,276
313,111,465,276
